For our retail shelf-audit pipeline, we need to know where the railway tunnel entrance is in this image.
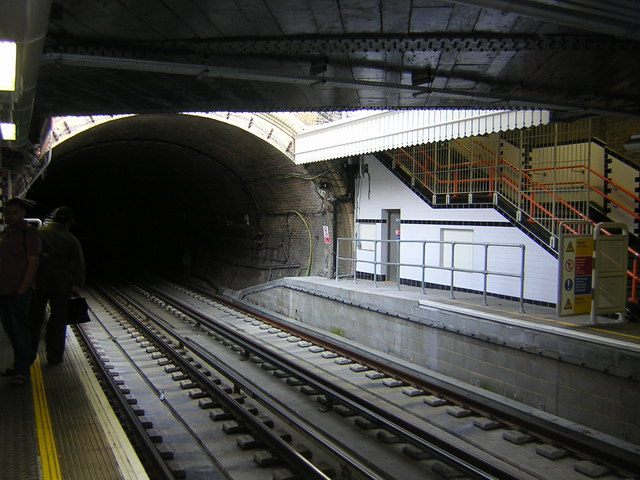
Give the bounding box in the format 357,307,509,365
26,113,352,289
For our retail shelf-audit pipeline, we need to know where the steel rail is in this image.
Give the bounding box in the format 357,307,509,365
106,283,395,480
141,281,534,480
71,323,177,480
171,279,640,477
99,283,337,480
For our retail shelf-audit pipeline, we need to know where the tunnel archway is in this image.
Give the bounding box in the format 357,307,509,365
27,114,353,289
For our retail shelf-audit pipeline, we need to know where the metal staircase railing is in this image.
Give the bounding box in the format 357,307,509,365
388,135,640,305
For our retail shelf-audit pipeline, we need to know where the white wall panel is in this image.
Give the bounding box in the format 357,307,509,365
354,155,558,303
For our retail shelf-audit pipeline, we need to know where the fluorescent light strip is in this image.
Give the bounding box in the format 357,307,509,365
0,41,17,91
0,123,16,141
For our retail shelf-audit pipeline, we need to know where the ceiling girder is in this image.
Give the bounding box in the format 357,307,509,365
45,33,635,57
41,52,631,116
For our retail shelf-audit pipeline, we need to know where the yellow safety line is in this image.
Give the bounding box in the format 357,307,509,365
587,327,640,341
30,356,63,480
450,299,640,341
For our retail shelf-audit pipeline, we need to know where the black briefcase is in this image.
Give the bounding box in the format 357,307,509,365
67,296,91,325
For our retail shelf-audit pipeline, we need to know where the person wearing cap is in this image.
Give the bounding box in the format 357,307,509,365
30,206,85,366
0,198,42,386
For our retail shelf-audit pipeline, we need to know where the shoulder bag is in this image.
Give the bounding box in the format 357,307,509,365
67,296,91,324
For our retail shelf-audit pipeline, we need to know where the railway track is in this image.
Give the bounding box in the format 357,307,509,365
75,279,639,480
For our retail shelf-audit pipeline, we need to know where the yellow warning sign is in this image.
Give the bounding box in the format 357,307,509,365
574,294,592,314
575,237,593,256
559,233,594,317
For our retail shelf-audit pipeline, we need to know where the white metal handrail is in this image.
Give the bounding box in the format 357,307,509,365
336,237,526,312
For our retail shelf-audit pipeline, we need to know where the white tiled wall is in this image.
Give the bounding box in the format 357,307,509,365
354,155,558,303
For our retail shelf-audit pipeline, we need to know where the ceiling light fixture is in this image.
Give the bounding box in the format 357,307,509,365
0,122,16,141
0,41,17,91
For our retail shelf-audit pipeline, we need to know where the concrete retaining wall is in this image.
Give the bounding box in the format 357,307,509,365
239,278,640,445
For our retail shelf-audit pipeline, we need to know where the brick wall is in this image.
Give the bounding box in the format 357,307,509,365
592,117,640,166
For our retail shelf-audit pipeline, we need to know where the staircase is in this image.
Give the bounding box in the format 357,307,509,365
376,122,640,313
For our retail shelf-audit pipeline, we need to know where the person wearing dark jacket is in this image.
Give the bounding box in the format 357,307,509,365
30,206,85,365
0,198,41,385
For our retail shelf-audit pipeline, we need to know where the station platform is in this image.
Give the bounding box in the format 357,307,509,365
0,323,148,480
270,276,640,346
237,275,640,446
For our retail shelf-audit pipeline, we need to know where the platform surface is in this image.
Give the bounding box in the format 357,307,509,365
288,276,640,347
0,321,148,480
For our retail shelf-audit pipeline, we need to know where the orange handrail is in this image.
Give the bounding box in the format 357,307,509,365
525,164,640,204
476,141,640,303
394,145,496,195
534,181,640,222
391,139,640,303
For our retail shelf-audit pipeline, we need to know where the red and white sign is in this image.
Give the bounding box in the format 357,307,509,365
323,225,330,245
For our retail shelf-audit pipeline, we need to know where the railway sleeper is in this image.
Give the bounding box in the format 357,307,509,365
242,403,259,415
424,395,449,406
403,444,434,460
155,443,174,460
285,377,305,387
333,405,357,417
299,385,319,395
166,460,187,479
430,460,464,479
447,406,475,418
237,434,263,450
253,450,280,468
376,430,404,444
222,421,248,434
188,389,208,399
354,417,379,430
383,378,408,388
335,357,354,365
209,408,232,421
473,417,504,431
503,430,536,445
574,460,611,478
403,386,428,397
200,398,221,409
221,415,275,434
536,443,569,460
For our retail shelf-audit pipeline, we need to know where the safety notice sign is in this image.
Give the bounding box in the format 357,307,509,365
322,225,331,245
558,234,593,316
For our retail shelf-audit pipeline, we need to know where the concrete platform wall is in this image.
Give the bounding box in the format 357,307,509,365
240,279,640,445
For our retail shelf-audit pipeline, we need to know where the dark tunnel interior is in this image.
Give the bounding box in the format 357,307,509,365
28,141,257,280
24,114,332,287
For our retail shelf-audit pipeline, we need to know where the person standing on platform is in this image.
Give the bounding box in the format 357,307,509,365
0,198,41,386
30,206,85,366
